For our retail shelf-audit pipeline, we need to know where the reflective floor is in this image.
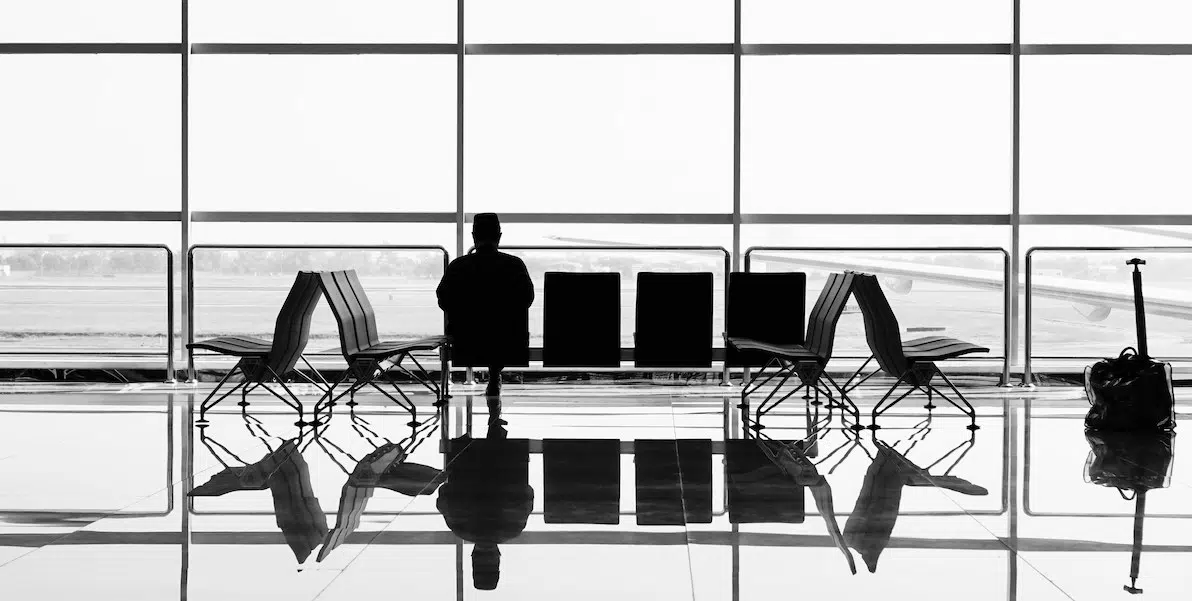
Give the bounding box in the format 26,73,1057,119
0,383,1189,600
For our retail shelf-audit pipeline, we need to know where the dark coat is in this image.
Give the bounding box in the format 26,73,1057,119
436,248,534,367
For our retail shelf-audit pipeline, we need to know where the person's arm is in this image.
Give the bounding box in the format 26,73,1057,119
518,259,534,308
436,264,454,312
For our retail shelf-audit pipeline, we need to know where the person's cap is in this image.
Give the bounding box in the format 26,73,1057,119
473,213,501,237
472,544,501,590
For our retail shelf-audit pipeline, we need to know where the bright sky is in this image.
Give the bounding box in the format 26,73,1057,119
2,3,1192,249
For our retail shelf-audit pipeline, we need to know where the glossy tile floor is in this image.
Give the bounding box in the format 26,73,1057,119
0,383,1189,600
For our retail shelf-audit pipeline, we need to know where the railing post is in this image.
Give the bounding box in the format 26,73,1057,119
1000,249,1012,387
1021,250,1034,387
186,246,196,382
722,248,733,386
165,248,176,383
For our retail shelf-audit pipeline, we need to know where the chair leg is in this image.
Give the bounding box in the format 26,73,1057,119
197,363,247,424
820,372,864,432
868,370,913,431
925,385,936,411
372,370,421,427
263,366,320,428
931,368,980,431
840,356,875,394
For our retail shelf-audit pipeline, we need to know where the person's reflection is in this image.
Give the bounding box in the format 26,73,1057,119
1084,430,1175,594
843,437,987,573
436,406,533,590
191,427,327,565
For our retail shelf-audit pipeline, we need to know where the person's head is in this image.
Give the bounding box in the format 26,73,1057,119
472,543,501,590
472,213,502,250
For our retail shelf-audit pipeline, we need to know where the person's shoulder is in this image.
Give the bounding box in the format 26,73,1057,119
496,251,528,266
448,254,478,269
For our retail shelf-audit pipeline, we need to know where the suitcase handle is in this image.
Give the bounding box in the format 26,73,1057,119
1128,259,1149,359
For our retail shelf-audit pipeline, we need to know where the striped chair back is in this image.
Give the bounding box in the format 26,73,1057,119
804,272,856,362
264,271,323,374
850,273,911,378
319,269,382,359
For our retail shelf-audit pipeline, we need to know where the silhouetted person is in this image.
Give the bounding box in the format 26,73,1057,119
436,413,532,590
436,213,534,396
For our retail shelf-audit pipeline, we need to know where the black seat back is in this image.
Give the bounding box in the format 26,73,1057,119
264,271,323,374
850,273,911,377
543,272,621,367
726,272,806,367
804,272,856,362
319,269,380,359
634,272,714,368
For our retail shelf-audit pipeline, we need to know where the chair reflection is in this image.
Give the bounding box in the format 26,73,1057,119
314,412,446,562
190,417,327,564
844,422,987,573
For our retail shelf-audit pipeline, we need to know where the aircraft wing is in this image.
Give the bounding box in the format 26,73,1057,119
545,236,1192,321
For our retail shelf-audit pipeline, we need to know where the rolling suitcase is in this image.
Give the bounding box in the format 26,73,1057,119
1084,259,1177,431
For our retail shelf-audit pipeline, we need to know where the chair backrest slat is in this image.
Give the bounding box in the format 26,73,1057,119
343,270,382,349
851,273,910,377
804,272,855,361
319,270,370,358
265,271,323,374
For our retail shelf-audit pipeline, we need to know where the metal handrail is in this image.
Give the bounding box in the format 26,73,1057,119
1023,245,1192,386
0,243,175,381
743,246,1013,385
185,244,451,380
496,244,734,382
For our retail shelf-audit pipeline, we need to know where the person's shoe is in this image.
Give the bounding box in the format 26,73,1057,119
485,379,501,397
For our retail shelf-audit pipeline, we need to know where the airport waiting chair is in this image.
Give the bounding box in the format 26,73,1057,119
188,271,327,427
314,270,450,426
849,272,989,431
728,272,863,430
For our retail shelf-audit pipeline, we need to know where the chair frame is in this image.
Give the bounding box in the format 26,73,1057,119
849,272,987,431
731,273,863,431
190,271,330,428
312,269,450,427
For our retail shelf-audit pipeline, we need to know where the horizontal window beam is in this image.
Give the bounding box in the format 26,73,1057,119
465,43,733,55
9,212,1192,227
190,43,457,55
1020,214,1192,225
469,213,733,224
743,44,1012,55
0,211,181,222
1021,44,1192,55
741,214,1012,225
0,43,182,54
191,211,456,223
7,43,1188,57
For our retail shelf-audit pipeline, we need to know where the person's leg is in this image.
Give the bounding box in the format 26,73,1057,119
485,365,503,396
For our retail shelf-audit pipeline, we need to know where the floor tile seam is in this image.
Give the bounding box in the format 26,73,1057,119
0,459,226,572
882,450,1080,601
667,396,700,601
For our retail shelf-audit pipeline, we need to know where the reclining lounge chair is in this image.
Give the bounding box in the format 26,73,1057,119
728,272,862,430
849,272,989,431
188,271,327,427
315,269,450,426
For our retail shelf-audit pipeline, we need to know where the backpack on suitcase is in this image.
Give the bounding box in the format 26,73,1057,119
1083,258,1177,432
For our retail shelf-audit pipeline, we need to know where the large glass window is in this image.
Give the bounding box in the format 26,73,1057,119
466,0,730,43
1020,57,1192,215
190,1,456,43
466,56,733,214
189,56,456,213
743,1,1009,43
0,2,178,42
0,55,180,211
1022,1,1192,43
742,56,1011,215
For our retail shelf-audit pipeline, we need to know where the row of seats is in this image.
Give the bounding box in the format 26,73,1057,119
510,271,806,368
